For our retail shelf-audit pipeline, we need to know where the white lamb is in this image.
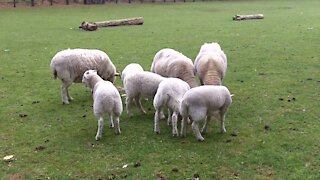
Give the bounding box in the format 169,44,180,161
194,42,227,85
151,48,198,88
180,85,232,141
120,63,144,82
153,78,190,136
124,71,166,117
50,48,116,104
82,70,122,141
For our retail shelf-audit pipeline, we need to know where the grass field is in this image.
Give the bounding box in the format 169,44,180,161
1,0,319,179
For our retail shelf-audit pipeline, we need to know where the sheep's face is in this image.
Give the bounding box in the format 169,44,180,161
82,70,97,87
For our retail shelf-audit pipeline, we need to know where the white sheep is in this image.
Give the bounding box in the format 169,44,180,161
180,85,232,141
153,78,190,136
124,71,166,117
120,63,144,82
151,48,198,88
82,70,122,141
194,42,227,85
50,48,116,104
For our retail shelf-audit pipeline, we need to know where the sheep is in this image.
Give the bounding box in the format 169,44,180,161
153,78,190,136
50,48,116,104
151,48,198,88
120,63,144,82
82,70,122,141
123,71,166,117
180,85,232,141
194,42,227,85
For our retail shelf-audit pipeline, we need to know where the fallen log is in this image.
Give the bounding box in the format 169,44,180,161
233,14,264,21
79,21,98,31
95,17,144,27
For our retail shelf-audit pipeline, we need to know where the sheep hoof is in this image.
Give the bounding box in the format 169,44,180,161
155,131,160,134
95,136,101,141
109,124,114,128
68,97,74,101
115,130,121,135
62,101,70,105
172,133,179,137
197,137,205,142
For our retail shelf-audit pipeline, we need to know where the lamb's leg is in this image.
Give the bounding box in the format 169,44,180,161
109,113,114,128
172,111,179,137
192,121,205,141
95,116,104,141
201,116,211,134
167,108,172,126
154,108,161,134
180,115,188,138
61,80,72,104
113,115,121,135
126,97,134,118
134,97,146,114
219,112,227,133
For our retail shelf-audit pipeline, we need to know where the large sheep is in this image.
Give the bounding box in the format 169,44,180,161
151,48,198,88
50,48,116,104
194,42,227,85
82,70,122,141
153,78,190,136
180,85,232,141
120,63,144,82
124,71,166,117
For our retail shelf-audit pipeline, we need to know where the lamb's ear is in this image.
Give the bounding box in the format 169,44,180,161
83,71,90,78
93,70,98,74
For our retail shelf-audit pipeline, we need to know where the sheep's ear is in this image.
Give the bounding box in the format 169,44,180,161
93,70,98,74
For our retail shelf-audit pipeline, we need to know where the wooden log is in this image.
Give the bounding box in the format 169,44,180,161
79,21,98,31
233,14,264,21
95,17,144,27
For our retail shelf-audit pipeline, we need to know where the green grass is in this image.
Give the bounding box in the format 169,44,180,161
1,0,319,179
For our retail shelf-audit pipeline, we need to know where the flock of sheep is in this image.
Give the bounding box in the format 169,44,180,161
50,42,232,141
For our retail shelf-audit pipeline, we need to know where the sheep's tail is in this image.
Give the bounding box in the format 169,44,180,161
180,99,188,117
203,59,222,85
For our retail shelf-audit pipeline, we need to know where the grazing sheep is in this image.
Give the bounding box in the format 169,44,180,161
50,48,116,104
124,71,166,117
151,48,198,88
180,85,232,141
194,42,227,85
82,70,122,141
121,63,144,82
153,78,190,136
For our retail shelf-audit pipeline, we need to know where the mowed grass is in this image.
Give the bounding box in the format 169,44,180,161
0,0,319,179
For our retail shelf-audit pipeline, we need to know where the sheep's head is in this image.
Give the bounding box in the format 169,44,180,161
82,70,98,88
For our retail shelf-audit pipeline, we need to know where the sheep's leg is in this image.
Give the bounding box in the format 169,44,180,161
180,115,188,138
154,108,161,134
172,111,179,137
167,108,172,126
192,121,205,142
95,116,104,141
126,97,134,118
160,109,166,120
109,113,114,128
219,112,227,133
61,80,73,104
201,116,211,134
113,115,121,135
134,97,146,114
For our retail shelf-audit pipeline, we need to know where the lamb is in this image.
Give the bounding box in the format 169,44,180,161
194,42,227,85
82,70,122,141
124,71,166,117
180,85,232,141
153,78,190,136
50,48,116,104
151,48,198,88
120,63,144,82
